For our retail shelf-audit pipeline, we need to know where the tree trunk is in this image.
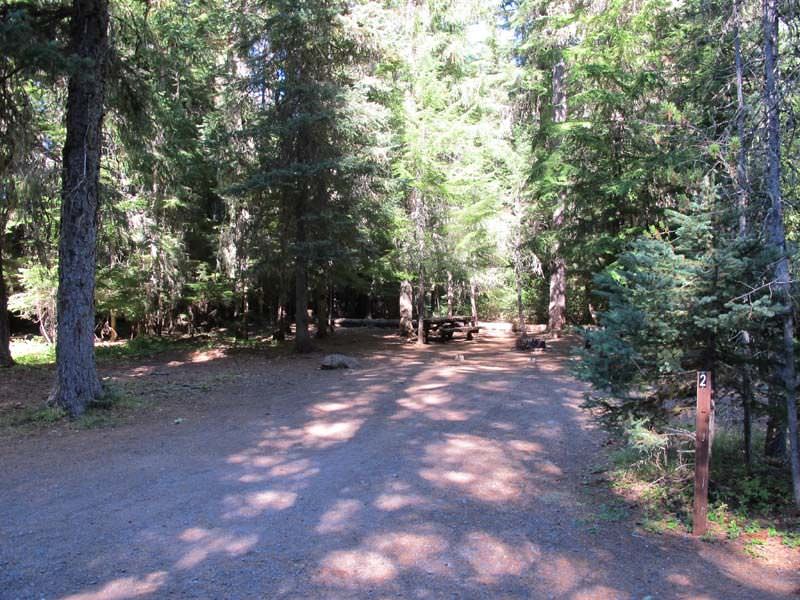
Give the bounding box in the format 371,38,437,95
515,261,526,338
763,0,800,506
328,282,335,332
416,272,426,345
734,0,753,469
446,271,454,317
469,279,478,327
411,188,427,346
316,285,329,339
49,0,108,416
399,280,414,336
548,52,568,336
275,300,286,341
0,229,12,367
293,198,313,352
240,282,249,340
294,261,312,352
366,278,374,319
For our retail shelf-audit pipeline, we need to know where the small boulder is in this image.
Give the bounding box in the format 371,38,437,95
320,354,360,370
515,337,547,351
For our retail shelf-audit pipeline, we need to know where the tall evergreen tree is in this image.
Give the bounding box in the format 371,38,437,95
49,0,109,415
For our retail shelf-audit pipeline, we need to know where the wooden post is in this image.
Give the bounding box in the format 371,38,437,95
693,370,714,536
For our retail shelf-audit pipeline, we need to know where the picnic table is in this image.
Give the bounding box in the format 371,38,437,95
412,316,480,343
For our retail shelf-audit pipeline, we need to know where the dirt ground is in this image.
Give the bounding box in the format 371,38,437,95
1,328,798,599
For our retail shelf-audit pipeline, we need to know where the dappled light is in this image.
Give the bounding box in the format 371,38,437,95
175,528,258,569
165,348,227,367
419,433,529,503
222,489,297,518
316,499,363,534
316,550,398,586
4,0,800,591
61,572,167,600
460,532,539,584
3,332,797,598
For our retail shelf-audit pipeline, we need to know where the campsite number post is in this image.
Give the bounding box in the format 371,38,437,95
693,370,714,536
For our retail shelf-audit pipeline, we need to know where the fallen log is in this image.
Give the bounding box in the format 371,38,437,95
335,318,400,328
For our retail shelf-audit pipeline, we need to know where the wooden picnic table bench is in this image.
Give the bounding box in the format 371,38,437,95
412,316,480,343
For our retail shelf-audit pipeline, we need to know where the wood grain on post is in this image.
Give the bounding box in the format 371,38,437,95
693,370,713,536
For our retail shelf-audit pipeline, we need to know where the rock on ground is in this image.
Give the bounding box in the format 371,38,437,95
320,354,360,369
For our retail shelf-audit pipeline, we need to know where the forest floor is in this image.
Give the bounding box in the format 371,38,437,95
1,328,798,599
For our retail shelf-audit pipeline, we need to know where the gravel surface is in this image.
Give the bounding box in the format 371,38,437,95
1,330,797,599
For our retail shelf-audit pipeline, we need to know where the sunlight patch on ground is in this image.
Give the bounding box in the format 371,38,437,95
222,489,297,518
419,434,528,503
374,493,428,511
394,391,477,422
459,532,539,584
307,392,376,419
535,556,586,596
268,458,315,477
315,527,451,588
304,418,364,442
697,544,800,596
176,527,258,569
316,550,397,586
316,499,363,534
572,585,628,599
368,530,449,569
165,348,227,368
61,572,167,600
666,573,693,587
249,417,366,452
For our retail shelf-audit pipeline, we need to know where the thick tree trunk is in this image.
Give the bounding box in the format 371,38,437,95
0,231,12,367
49,0,108,416
399,280,414,336
763,0,800,505
548,53,568,335
734,0,753,468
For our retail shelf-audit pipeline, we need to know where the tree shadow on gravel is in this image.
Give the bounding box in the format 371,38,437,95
1,331,797,599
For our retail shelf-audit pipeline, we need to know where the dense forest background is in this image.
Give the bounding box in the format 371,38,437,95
2,0,800,507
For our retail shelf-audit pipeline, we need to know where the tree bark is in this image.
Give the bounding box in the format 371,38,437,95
446,271,454,317
238,281,249,340
366,277,374,319
548,52,568,335
316,285,329,339
514,258,526,338
275,300,286,341
469,279,478,327
49,0,108,416
733,0,753,469
762,0,800,505
399,280,414,336
416,271,426,345
0,225,12,367
411,188,427,345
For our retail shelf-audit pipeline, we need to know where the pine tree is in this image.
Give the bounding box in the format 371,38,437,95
49,0,109,416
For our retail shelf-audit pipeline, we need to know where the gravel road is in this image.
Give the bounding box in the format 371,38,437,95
1,330,797,599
